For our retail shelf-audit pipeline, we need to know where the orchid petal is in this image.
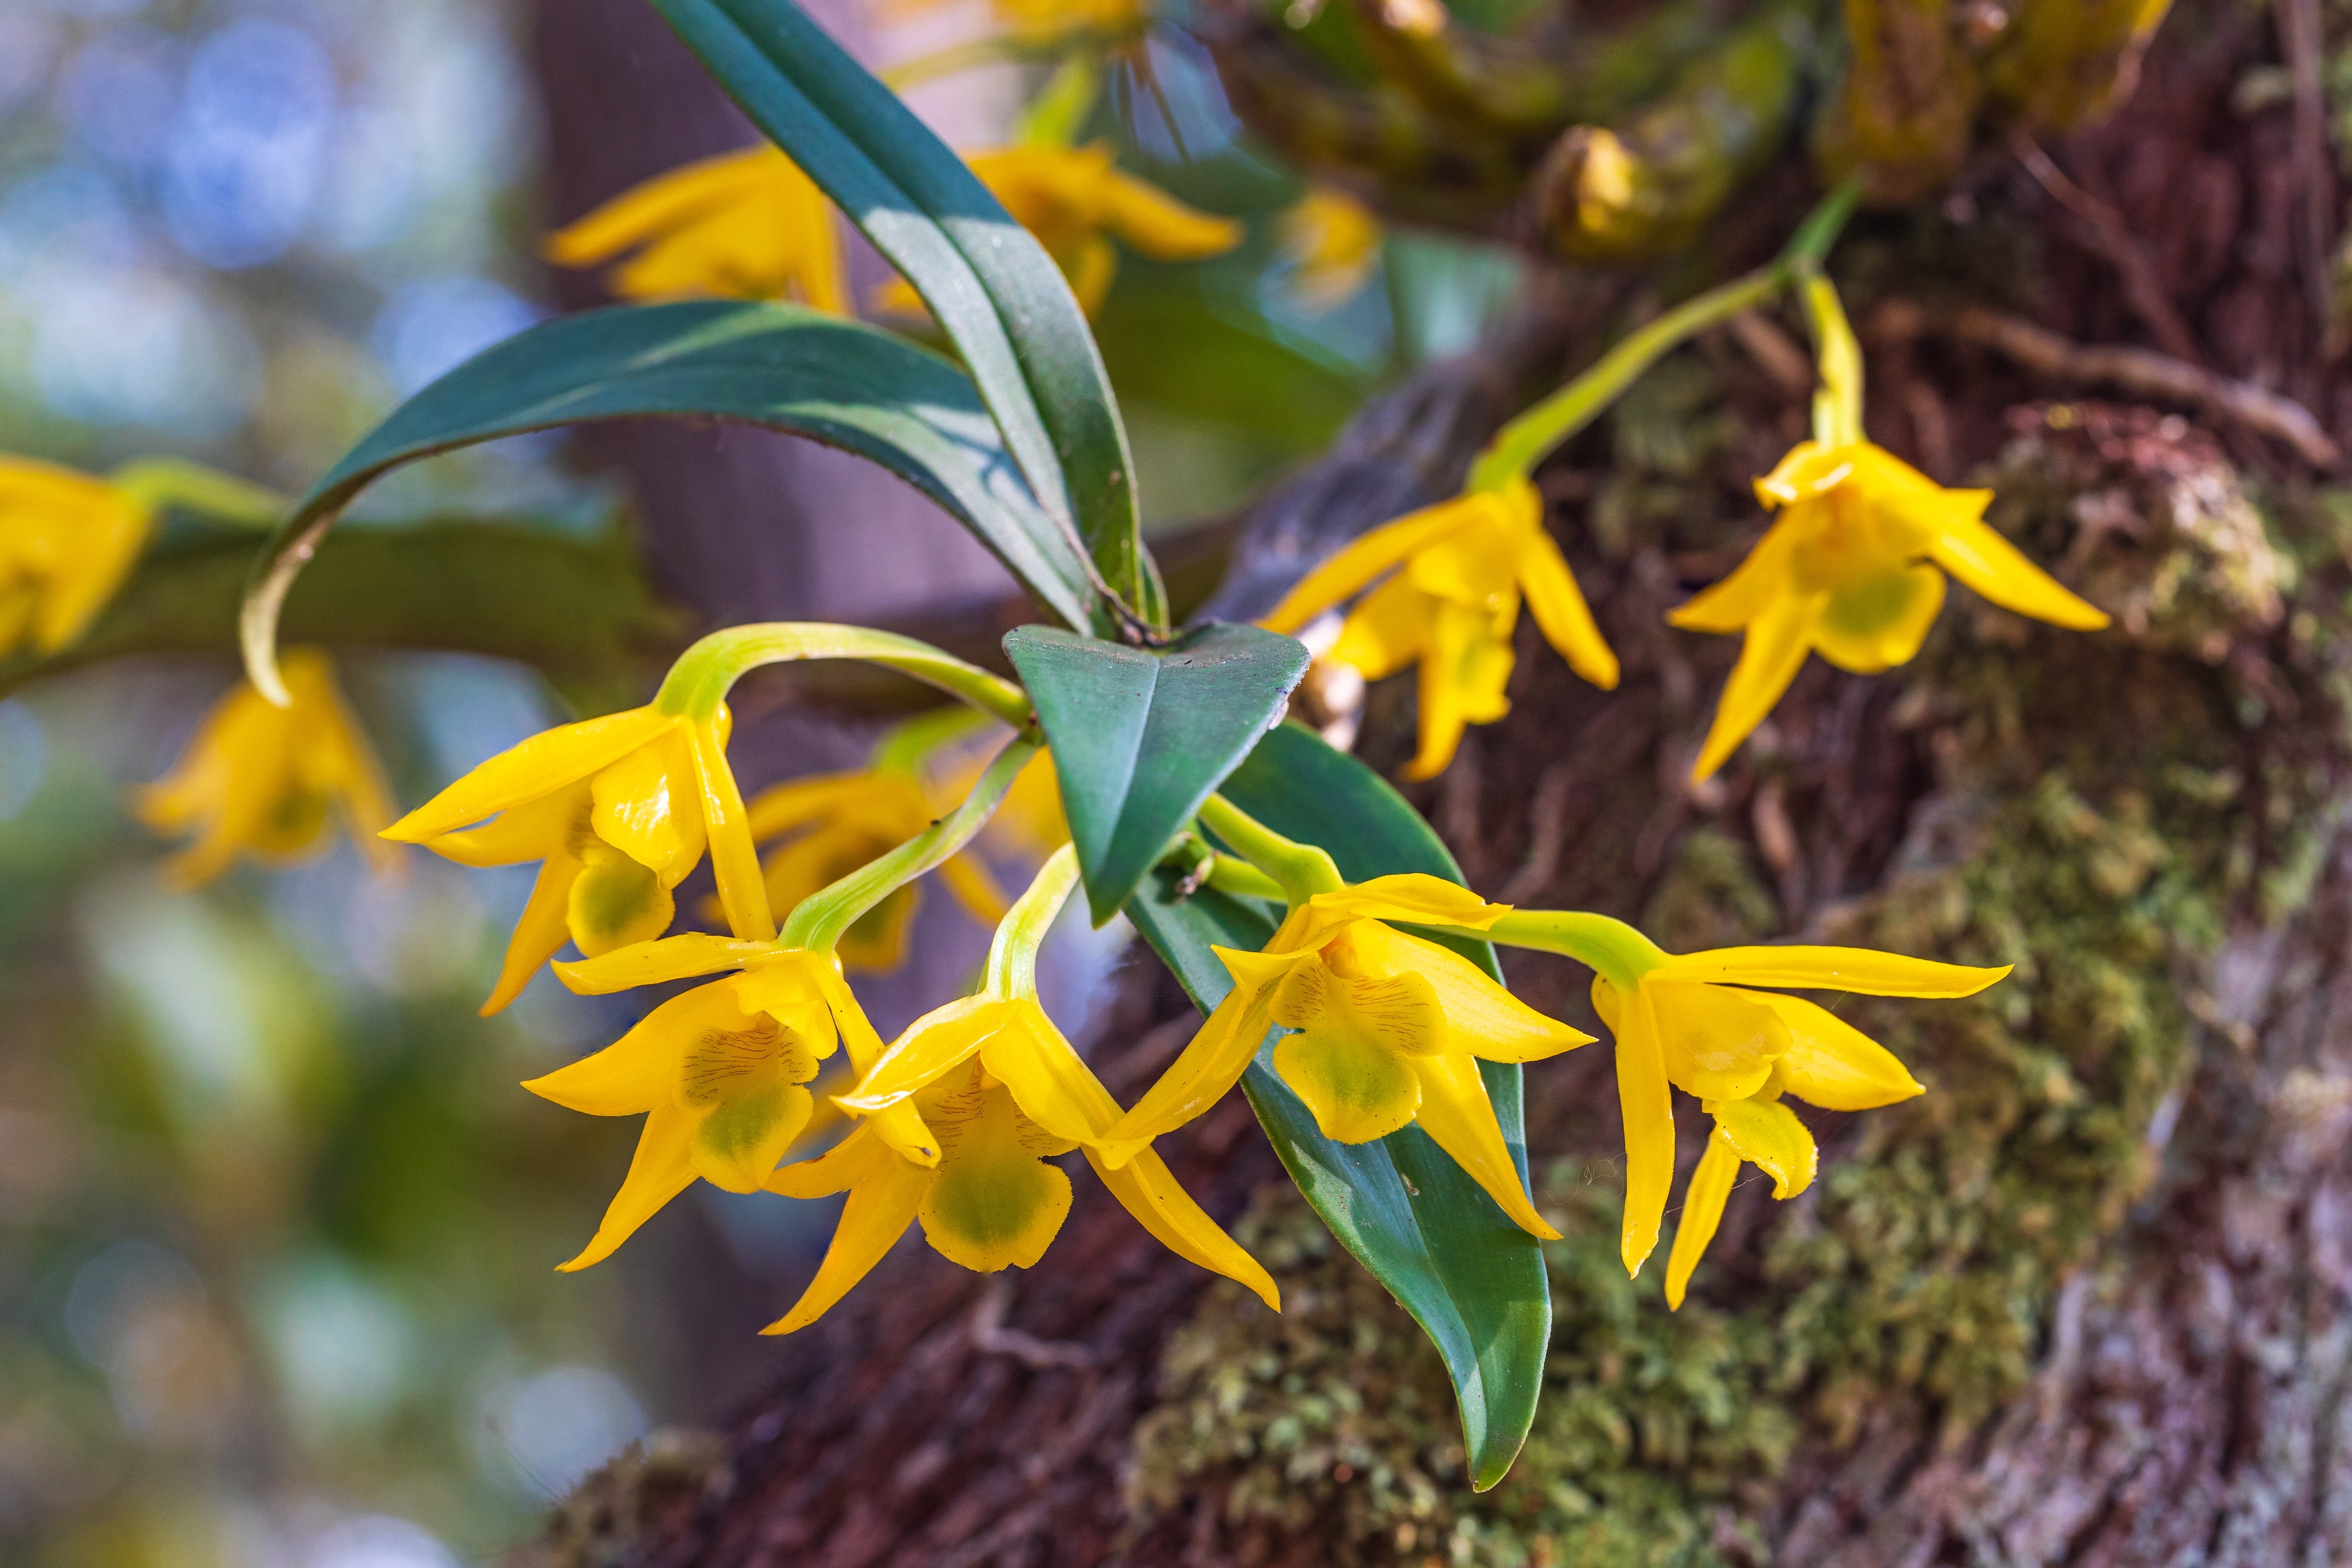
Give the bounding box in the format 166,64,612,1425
1260,501,1481,635
1664,1127,1740,1310
384,707,669,842
1708,1096,1816,1199
479,852,580,1017
1088,1146,1280,1311
1930,513,2110,630
1412,1049,1560,1240
1608,980,1676,1277
1691,591,1820,784
557,1103,697,1271
555,933,777,994
1652,946,2010,997
1752,992,1924,1110
762,1153,929,1333
1517,527,1619,688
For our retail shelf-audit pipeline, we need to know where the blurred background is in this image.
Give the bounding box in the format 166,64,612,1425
0,0,1531,1561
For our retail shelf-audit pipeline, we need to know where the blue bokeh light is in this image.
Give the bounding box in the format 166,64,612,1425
161,19,337,269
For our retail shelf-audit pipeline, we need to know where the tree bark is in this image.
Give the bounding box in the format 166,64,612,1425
514,3,2352,1563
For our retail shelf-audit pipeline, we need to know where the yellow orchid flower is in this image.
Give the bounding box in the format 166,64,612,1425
738,767,1010,972
989,0,1145,42
385,701,766,1016
137,649,397,888
527,935,904,1271
784,992,1279,1326
543,146,847,313
881,0,1146,46
1670,439,2110,784
1100,871,1588,1239
1660,1017,1922,1309
1260,479,1619,779
874,143,1241,318
1582,940,2006,1280
767,844,1278,1331
1279,186,1382,313
0,456,152,657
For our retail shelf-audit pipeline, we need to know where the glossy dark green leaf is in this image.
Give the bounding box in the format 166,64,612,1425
8,516,675,711
1004,623,1306,926
242,301,1098,687
651,0,1158,625
1126,722,1549,1491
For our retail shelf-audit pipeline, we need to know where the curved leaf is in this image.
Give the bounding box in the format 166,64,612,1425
241,301,1097,698
1126,721,1550,1490
1006,623,1307,925
651,0,1157,624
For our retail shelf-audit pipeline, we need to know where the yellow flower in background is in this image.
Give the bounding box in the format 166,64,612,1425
738,767,1010,972
1261,478,1619,779
1101,872,1587,1239
945,745,1067,862
138,649,397,889
875,143,1242,318
879,0,1148,52
387,702,765,1016
526,937,891,1271
0,457,152,657
1587,942,2006,1281
1670,440,2110,784
544,146,847,313
1279,187,1381,312
991,0,1145,41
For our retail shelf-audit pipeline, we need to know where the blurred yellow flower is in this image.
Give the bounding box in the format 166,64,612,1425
875,143,1242,317
738,768,1010,972
1586,942,2005,1280
1102,872,1586,1239
138,649,396,889
881,0,1147,49
387,701,765,1016
0,457,151,657
527,937,887,1270
1279,186,1381,312
1671,440,2109,783
1261,478,1618,779
544,146,847,313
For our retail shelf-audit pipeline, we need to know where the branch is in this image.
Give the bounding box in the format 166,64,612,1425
1870,300,2344,470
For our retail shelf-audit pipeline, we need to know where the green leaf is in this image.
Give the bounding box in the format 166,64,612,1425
242,301,1098,696
8,516,676,710
1004,623,1306,926
1125,722,1549,1491
1093,280,1372,450
650,0,1157,625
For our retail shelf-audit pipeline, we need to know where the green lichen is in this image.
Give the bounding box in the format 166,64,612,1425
1129,411,2352,1564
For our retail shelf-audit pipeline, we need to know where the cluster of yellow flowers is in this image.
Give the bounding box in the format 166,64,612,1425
373,661,2002,1328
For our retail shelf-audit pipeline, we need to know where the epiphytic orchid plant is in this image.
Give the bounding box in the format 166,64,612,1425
4,0,2117,1490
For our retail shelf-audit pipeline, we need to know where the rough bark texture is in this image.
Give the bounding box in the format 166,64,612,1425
515,2,2352,1563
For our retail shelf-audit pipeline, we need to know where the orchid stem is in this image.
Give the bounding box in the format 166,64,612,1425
1195,794,1342,905
985,843,1081,999
1203,854,1287,902
1464,176,1865,492
782,736,1041,951
1484,910,1668,992
654,623,1033,727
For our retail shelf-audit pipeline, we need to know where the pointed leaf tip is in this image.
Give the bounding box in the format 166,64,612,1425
1007,623,1307,925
